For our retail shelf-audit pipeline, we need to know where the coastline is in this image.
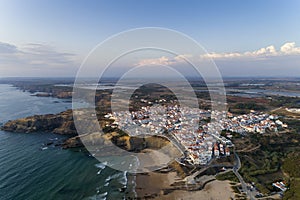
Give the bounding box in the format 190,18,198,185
2,80,299,199
135,171,236,200
154,180,236,200
135,171,178,199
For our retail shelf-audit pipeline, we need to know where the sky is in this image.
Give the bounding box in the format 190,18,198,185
0,0,300,77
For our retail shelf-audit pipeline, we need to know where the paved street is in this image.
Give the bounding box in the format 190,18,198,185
233,150,257,200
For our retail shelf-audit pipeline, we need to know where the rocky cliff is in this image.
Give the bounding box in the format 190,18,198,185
1,110,76,134
1,110,175,155
62,131,171,151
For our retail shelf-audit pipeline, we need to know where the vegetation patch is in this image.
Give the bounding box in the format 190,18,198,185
216,171,239,183
283,152,300,200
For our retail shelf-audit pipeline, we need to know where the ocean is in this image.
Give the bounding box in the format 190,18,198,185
0,84,135,200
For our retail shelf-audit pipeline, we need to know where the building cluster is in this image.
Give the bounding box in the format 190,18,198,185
272,181,288,192
221,112,287,134
286,108,300,114
104,103,286,165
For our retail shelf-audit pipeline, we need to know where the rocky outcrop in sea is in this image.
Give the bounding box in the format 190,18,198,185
1,110,76,135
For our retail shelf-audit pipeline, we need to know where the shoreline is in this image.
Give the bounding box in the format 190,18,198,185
135,170,237,200
135,171,178,199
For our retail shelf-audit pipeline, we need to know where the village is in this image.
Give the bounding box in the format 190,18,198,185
104,99,288,166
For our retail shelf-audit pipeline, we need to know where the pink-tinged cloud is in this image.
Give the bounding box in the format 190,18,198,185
201,42,300,60
135,54,192,66
135,42,300,66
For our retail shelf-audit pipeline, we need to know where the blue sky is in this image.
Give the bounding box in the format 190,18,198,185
0,0,300,77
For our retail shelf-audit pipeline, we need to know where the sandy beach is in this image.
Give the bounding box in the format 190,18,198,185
135,171,178,198
136,170,236,200
154,180,236,200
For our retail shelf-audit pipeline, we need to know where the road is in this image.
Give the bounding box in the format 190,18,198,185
270,106,283,113
164,132,257,199
187,162,231,180
236,144,261,153
233,150,257,200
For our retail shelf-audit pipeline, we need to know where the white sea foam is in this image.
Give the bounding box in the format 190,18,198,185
132,175,137,198
84,191,108,200
105,171,128,186
95,162,107,169
110,172,123,179
41,147,48,150
104,182,109,187
98,192,108,197
105,176,111,182
95,162,107,175
118,171,128,186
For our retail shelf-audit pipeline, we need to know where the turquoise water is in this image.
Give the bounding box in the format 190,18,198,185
0,84,134,200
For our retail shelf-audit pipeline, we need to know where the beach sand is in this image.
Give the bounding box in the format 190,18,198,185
135,171,177,198
154,180,236,200
136,171,236,200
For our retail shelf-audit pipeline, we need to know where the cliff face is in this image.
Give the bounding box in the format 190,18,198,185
111,135,147,152
1,110,173,154
62,132,171,151
1,110,76,134
61,135,83,148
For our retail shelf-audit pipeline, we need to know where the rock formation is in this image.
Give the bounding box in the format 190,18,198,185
1,110,76,134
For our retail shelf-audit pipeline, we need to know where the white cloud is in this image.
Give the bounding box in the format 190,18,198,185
201,42,300,60
0,42,76,66
136,56,171,66
135,42,300,66
280,42,300,54
174,54,192,61
201,52,242,59
0,41,77,76
0,42,18,54
133,42,300,78
251,45,277,56
135,54,192,66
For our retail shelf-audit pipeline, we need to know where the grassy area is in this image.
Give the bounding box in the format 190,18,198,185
232,131,300,195
282,152,300,177
216,171,239,182
283,179,300,200
281,118,300,133
272,108,300,120
270,96,300,108
231,185,241,194
229,102,267,114
282,152,300,200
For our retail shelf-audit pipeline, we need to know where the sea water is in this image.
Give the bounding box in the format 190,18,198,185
0,84,135,200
